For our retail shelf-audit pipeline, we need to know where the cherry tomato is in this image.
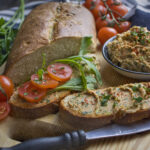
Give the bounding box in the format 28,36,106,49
107,0,122,6
114,21,131,33
92,5,107,19
0,102,10,121
0,75,14,101
96,14,112,31
84,0,104,9
47,63,72,82
18,81,46,103
110,4,128,18
98,27,118,45
31,73,59,89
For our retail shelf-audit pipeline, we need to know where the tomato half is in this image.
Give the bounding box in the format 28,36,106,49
92,5,107,19
96,14,112,31
18,81,46,103
0,102,10,121
0,75,14,101
31,73,59,89
84,0,104,9
98,27,118,45
47,63,72,82
114,21,131,33
110,4,128,18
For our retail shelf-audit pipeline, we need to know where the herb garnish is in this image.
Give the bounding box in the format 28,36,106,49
101,94,111,106
133,96,143,103
0,0,24,66
132,86,138,92
37,53,46,80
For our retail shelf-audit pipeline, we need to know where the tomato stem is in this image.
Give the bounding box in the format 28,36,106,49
102,0,120,25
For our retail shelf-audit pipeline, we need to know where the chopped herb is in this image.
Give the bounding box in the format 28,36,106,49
132,86,138,92
23,92,28,96
144,87,150,93
133,96,143,103
113,101,118,108
101,94,111,106
34,97,39,100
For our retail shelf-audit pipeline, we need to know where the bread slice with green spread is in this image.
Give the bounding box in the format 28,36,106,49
60,82,150,129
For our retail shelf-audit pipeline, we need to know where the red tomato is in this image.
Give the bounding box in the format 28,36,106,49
92,5,107,19
96,14,112,31
0,102,10,121
114,21,131,33
0,75,14,101
107,0,122,6
84,0,104,9
98,27,118,45
110,4,128,18
31,73,59,89
18,81,46,103
47,63,72,82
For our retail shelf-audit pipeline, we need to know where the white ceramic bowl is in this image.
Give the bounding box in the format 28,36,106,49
102,36,150,80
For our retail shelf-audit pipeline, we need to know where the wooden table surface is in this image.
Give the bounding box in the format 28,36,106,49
0,0,150,150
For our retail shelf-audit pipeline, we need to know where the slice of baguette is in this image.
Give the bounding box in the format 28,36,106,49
60,82,150,129
9,89,70,119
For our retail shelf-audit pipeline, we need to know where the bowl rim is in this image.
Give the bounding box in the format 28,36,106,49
102,36,150,76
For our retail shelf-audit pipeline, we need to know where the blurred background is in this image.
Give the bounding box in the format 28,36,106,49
0,0,37,9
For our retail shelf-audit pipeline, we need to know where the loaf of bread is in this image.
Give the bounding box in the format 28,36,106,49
60,82,150,129
5,2,97,86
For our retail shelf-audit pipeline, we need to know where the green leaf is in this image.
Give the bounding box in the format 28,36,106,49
37,69,44,81
48,76,97,93
133,97,143,103
82,57,102,86
0,18,5,27
79,36,92,55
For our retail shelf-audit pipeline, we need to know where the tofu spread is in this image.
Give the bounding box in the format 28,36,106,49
107,26,150,73
63,82,150,118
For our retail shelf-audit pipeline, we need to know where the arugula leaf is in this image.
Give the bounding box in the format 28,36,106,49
0,0,25,66
79,36,92,55
37,52,46,80
48,76,97,93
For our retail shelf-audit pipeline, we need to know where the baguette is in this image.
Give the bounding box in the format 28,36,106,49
60,82,150,129
4,2,97,86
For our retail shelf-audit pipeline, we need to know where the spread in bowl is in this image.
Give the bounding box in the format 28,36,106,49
107,26,150,73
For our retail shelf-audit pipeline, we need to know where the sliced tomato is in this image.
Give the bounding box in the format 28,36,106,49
18,81,46,103
47,63,72,82
31,73,59,89
0,101,10,121
0,75,14,101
